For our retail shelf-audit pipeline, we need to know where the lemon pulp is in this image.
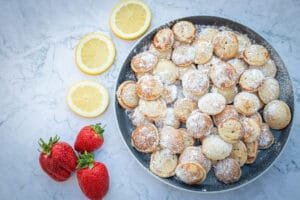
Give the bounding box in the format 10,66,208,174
67,80,109,118
75,33,115,75
71,85,103,112
115,4,147,34
110,0,152,40
81,39,109,69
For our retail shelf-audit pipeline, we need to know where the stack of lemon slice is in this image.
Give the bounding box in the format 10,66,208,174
67,33,115,118
67,0,152,118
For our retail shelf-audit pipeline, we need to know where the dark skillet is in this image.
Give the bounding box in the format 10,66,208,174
114,16,294,192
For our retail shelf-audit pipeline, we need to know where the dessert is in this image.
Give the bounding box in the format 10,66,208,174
116,20,292,186
172,21,196,43
263,100,291,130
150,149,178,178
214,158,241,184
131,123,159,153
243,44,269,66
117,80,139,110
213,31,239,60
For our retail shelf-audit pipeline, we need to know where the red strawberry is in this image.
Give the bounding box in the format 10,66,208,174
77,151,109,200
74,123,105,153
38,135,77,182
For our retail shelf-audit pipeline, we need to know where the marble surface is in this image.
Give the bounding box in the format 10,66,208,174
0,0,299,199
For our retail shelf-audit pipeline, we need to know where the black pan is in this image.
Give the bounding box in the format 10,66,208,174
114,16,294,192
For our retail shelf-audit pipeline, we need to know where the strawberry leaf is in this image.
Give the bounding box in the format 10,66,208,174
38,135,60,156
76,151,95,169
90,123,106,137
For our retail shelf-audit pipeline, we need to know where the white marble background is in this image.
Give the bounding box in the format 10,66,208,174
0,0,299,199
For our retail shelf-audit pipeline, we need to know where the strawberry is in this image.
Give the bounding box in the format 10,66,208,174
76,151,109,200
74,123,105,153
38,135,77,182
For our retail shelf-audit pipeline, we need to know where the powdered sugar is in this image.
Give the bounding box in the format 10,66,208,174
132,123,159,152
150,148,178,177
210,61,237,88
161,84,178,104
213,105,239,126
178,64,197,79
186,110,213,138
211,85,238,104
213,158,241,184
131,51,158,72
257,123,274,149
173,21,196,43
159,126,184,154
258,77,280,104
175,162,205,184
198,93,226,115
194,39,213,64
243,44,269,66
234,92,260,115
137,75,163,99
213,31,238,59
153,28,174,51
202,135,232,160
157,108,180,129
240,117,260,143
236,34,251,53
149,44,172,59
139,99,167,120
256,59,277,77
120,82,139,106
239,69,264,91
198,56,221,75
182,70,209,95
153,59,179,84
263,100,279,117
130,107,152,127
197,27,219,42
179,146,211,172
227,58,248,78
172,45,195,66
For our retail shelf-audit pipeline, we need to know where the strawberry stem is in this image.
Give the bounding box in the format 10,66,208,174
38,135,60,156
90,123,105,137
76,151,95,169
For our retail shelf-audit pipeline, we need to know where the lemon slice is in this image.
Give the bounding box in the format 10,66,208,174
75,33,116,75
66,80,109,118
110,0,152,40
